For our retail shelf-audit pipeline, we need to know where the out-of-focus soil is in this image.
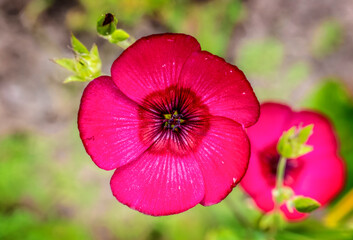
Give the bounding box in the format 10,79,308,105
0,0,74,135
231,0,353,103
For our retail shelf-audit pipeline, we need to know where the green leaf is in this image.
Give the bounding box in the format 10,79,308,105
96,13,117,36
293,196,321,213
74,58,89,75
53,58,76,72
277,125,314,159
63,75,85,83
71,34,89,54
54,34,103,83
109,29,130,44
277,126,295,158
90,44,99,59
297,145,313,156
297,124,314,144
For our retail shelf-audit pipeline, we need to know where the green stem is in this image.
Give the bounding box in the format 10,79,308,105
275,155,287,197
116,39,133,49
270,155,287,237
106,36,135,49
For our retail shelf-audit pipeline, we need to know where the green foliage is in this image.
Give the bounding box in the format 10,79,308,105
277,229,353,240
312,20,343,58
237,38,284,77
277,125,314,159
0,209,39,239
53,34,101,83
163,0,245,55
292,197,320,213
0,135,35,205
0,133,94,240
196,0,244,55
206,228,241,240
259,212,285,231
0,209,91,240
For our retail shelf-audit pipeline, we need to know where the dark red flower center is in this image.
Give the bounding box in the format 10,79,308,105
259,145,303,186
138,85,210,156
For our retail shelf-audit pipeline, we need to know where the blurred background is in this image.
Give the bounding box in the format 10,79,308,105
1,0,353,239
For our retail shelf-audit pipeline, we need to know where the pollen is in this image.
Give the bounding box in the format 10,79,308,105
163,110,185,131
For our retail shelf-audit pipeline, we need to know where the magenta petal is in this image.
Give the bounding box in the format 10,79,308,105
111,33,201,103
251,190,274,213
292,153,345,206
110,151,205,216
193,117,250,206
240,148,274,212
247,102,292,149
286,110,338,155
242,103,345,220
280,206,306,221
178,51,259,127
78,76,149,170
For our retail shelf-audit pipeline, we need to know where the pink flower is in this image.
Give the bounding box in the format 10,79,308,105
78,33,259,216
241,102,345,220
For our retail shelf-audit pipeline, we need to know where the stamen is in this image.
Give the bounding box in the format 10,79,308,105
164,114,172,119
163,110,185,131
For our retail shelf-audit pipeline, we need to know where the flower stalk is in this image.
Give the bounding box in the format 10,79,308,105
275,155,287,194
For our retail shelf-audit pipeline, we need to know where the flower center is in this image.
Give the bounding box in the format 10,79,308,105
163,111,185,131
138,86,210,155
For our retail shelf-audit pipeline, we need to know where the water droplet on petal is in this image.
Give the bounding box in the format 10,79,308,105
233,177,237,183
242,92,246,95
229,69,233,73
178,185,181,190
221,161,224,164
162,64,166,68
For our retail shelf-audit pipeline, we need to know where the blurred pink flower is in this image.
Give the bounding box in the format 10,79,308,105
241,102,345,220
78,33,259,216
